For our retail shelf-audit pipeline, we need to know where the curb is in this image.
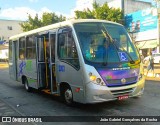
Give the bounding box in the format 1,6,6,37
145,77,160,81
0,64,8,69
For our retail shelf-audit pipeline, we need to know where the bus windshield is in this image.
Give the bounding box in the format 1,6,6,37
74,22,139,64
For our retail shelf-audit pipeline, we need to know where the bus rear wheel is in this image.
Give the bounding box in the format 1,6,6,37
24,78,32,92
62,86,73,106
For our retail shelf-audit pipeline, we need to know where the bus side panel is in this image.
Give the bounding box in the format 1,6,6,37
9,62,16,80
56,61,85,103
17,59,38,89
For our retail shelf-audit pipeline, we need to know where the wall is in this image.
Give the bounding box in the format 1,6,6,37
97,0,152,15
0,49,8,59
0,19,23,41
125,8,160,53
124,0,152,14
125,8,158,41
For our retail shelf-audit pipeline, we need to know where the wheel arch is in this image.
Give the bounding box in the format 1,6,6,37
59,82,72,96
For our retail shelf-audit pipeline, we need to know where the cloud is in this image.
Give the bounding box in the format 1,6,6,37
0,7,57,21
0,7,36,20
69,0,93,19
0,0,98,21
70,0,109,19
74,0,93,11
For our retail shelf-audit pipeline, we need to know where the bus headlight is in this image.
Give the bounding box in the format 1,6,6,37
88,72,105,86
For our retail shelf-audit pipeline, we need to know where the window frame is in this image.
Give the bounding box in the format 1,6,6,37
19,37,26,60
26,35,36,59
9,40,13,60
57,27,80,70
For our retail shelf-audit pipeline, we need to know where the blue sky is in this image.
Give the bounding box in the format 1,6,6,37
0,0,153,21
0,0,79,20
0,0,76,16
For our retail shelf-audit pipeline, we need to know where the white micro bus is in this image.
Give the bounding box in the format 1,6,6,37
9,19,145,105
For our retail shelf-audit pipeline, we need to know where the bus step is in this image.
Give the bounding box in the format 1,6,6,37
42,89,51,94
51,92,59,95
42,89,58,95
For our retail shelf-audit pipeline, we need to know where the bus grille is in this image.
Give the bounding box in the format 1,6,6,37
110,88,135,97
106,77,137,84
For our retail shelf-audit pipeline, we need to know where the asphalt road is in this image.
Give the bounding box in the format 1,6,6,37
0,68,160,125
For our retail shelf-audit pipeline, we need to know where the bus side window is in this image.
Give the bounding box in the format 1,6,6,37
26,35,36,59
58,29,79,69
50,34,56,62
59,34,66,58
19,37,25,60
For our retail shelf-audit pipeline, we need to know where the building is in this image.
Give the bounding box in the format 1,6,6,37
0,41,8,61
0,19,23,42
77,0,152,15
95,0,152,15
0,19,23,61
96,0,159,56
125,8,160,56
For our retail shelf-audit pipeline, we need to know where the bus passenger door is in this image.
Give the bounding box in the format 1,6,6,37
49,33,57,93
56,28,84,103
36,36,47,89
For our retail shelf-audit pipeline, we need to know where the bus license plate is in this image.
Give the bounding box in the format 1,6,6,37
118,95,129,100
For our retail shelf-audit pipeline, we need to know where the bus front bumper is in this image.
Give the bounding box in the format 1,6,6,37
84,76,145,103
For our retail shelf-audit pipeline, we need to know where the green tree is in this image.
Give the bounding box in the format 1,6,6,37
75,2,123,23
41,12,66,26
75,8,95,19
20,14,42,32
20,12,66,31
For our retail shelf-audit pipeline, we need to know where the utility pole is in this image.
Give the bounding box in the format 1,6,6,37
158,9,160,53
153,0,159,8
154,0,160,53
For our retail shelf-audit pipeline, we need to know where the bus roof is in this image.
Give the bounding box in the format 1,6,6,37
9,19,122,40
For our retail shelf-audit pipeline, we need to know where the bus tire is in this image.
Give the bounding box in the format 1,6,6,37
24,78,32,92
62,85,74,106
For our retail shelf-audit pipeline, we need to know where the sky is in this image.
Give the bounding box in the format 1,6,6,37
0,0,153,21
0,0,94,20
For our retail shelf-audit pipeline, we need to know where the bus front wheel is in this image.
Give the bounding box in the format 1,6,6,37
24,78,32,92
62,86,73,106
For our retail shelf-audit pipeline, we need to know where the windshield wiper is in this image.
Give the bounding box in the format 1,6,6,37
101,30,110,66
102,28,135,64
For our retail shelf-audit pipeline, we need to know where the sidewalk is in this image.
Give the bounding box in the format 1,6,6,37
143,65,160,81
0,62,8,69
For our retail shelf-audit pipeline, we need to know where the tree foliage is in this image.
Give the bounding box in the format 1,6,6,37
20,12,66,32
75,2,123,23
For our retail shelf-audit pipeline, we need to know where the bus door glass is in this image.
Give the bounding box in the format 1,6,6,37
49,33,57,92
36,36,47,88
